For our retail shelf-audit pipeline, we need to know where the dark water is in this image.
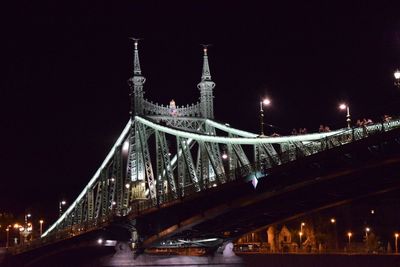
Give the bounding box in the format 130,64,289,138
2,247,400,267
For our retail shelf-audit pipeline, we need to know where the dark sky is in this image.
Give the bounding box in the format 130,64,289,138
1,1,400,225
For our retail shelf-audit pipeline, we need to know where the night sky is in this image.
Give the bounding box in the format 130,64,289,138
2,1,400,226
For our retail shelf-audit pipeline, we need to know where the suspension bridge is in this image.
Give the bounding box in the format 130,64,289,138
7,41,400,266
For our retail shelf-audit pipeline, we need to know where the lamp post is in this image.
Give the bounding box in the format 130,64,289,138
301,222,305,231
6,226,10,248
259,98,271,136
331,218,338,251
365,227,370,241
299,231,303,250
59,200,66,217
394,69,400,88
347,232,352,251
39,220,44,237
339,103,351,129
299,222,305,249
395,233,399,254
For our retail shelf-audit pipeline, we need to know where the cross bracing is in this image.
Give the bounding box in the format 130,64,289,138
42,115,400,238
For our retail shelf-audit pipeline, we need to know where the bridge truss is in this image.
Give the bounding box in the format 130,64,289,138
37,41,400,251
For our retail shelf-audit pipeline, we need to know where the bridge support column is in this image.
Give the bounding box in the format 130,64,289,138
112,241,135,262
222,242,235,257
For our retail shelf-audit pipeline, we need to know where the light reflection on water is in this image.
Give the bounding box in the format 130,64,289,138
107,253,244,266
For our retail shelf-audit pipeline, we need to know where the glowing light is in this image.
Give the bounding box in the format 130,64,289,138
61,201,66,205
339,103,347,110
206,120,258,137
301,222,305,226
112,201,116,206
42,120,132,237
136,116,344,145
251,177,258,189
348,232,352,237
110,177,115,182
97,238,103,244
330,218,336,223
394,69,400,80
177,238,218,243
262,98,271,106
122,140,129,153
366,227,370,232
371,209,375,214
125,183,131,189
222,153,228,160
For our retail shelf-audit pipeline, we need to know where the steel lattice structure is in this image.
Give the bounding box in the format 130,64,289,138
41,41,400,247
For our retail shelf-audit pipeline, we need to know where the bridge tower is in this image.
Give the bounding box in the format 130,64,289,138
198,45,215,119
128,39,146,116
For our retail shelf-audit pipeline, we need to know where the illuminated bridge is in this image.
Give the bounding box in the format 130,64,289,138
8,41,400,266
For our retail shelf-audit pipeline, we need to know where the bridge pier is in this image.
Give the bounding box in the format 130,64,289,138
111,241,135,263
104,245,243,267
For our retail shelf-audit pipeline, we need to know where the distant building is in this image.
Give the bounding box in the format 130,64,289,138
235,223,321,253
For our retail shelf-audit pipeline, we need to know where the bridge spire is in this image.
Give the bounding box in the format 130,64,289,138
197,45,215,119
133,40,142,75
128,38,146,116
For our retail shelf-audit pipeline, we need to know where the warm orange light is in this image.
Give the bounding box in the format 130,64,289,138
330,218,336,223
347,232,352,237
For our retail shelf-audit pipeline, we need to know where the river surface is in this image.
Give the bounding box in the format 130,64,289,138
1,247,400,267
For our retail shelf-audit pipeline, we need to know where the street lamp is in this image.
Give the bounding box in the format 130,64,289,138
39,220,44,237
365,227,370,241
59,200,66,217
259,98,271,136
24,213,31,225
347,232,352,251
6,226,10,248
394,69,400,88
330,218,338,250
395,233,399,254
339,103,351,129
